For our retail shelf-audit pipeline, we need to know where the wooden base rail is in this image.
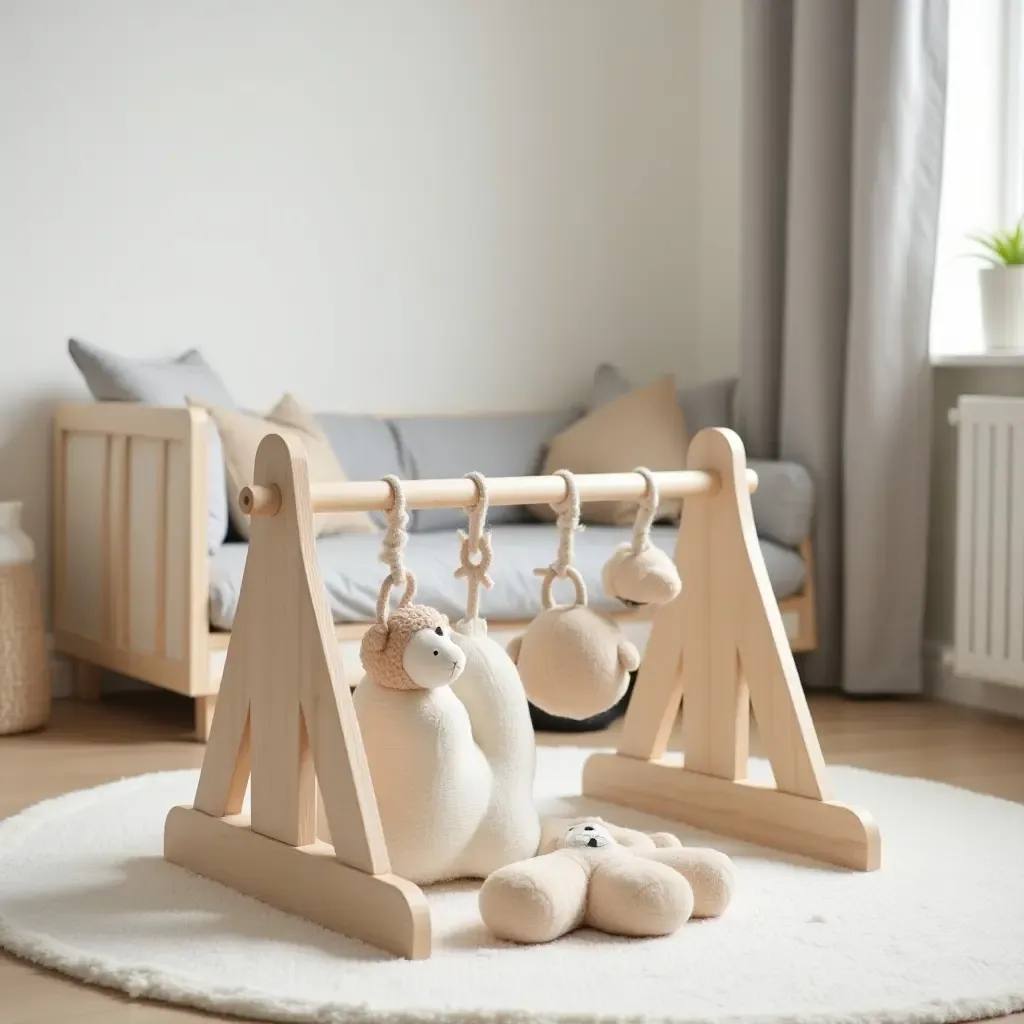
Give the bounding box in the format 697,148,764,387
165,427,877,962
240,467,760,518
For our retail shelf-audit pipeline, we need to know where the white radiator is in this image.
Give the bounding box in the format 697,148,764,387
952,394,1024,688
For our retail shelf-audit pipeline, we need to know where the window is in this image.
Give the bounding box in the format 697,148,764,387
930,0,1024,357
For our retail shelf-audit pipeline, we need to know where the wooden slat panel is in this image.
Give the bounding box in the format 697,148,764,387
52,427,68,631
127,438,165,656
155,440,169,656
63,434,107,643
104,434,131,649
164,440,189,661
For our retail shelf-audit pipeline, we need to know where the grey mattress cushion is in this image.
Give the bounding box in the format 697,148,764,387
68,339,234,554
392,411,581,532
208,523,806,629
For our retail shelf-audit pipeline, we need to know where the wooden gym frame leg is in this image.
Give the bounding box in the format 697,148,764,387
164,434,431,959
193,696,216,743
72,658,102,701
583,428,881,872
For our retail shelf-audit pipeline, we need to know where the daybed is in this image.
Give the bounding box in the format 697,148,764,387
52,343,817,739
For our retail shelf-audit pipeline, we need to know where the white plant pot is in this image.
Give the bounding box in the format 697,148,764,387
979,265,1024,351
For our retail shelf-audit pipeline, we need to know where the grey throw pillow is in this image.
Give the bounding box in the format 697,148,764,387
68,339,234,553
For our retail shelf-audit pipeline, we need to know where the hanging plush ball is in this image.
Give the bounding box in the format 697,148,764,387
601,466,682,609
601,542,682,609
507,568,639,721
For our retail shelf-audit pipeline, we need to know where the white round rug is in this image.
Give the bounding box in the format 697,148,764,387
1,748,1022,1024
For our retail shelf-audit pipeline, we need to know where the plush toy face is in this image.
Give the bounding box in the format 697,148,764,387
402,624,466,690
561,821,615,850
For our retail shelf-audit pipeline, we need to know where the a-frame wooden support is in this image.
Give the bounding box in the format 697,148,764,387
583,428,881,871
163,433,431,959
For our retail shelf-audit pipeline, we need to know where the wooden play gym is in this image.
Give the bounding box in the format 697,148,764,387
164,426,880,960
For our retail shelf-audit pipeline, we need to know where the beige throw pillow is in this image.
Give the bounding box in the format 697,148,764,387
532,375,689,526
189,393,377,540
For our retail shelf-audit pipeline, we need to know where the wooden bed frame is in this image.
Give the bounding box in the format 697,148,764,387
51,402,818,741
163,429,877,962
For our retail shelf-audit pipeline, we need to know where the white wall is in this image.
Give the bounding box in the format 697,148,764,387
695,0,744,383
0,0,724,619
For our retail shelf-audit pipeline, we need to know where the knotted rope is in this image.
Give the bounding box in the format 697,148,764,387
454,472,494,621
630,466,659,554
534,468,587,609
375,474,417,626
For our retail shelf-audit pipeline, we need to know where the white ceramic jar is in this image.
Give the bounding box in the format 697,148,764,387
0,501,34,565
0,501,51,734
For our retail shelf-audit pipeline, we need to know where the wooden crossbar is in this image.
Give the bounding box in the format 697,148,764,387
240,467,760,518
165,427,878,964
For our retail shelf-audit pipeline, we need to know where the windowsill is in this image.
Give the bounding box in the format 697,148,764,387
931,350,1024,368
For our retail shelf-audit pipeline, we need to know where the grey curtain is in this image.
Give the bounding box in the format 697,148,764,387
736,0,948,693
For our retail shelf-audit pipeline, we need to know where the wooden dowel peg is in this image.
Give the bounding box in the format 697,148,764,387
240,484,282,517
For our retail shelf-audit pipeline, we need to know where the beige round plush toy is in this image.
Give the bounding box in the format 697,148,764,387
601,467,682,609
479,816,736,944
507,574,639,720
508,470,640,721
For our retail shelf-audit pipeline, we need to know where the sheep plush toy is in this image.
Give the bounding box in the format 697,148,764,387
479,817,736,944
353,475,540,885
355,586,494,885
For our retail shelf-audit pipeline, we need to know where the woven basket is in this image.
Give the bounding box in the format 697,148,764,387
0,561,51,735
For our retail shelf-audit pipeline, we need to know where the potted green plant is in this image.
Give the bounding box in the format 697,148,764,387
970,218,1024,351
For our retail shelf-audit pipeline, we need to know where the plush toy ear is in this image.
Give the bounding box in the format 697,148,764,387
506,634,523,663
649,831,683,849
618,639,641,673
363,621,389,655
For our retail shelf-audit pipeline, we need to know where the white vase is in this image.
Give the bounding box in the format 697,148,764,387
978,265,1024,351
0,501,50,734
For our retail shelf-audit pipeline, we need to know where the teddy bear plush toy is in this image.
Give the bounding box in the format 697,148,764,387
479,816,736,944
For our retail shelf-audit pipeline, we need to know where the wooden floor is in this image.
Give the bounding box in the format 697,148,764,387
1,691,1022,1024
